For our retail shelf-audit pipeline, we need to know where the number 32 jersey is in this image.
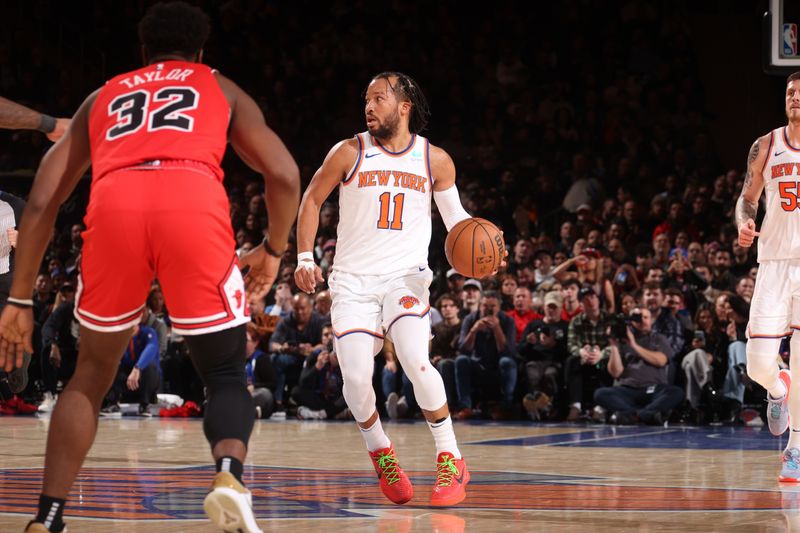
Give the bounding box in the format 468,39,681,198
88,60,230,183
334,132,433,275
759,127,800,262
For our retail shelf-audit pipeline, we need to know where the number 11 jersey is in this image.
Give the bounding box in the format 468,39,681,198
88,60,230,183
334,132,434,275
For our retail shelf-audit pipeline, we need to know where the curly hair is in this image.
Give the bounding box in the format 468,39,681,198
368,71,431,134
138,1,210,59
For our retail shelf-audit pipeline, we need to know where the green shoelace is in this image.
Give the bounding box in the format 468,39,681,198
375,451,401,485
436,455,460,487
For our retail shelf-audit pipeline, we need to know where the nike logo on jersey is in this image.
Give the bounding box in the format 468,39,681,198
365,152,380,159
776,150,786,157
418,266,425,271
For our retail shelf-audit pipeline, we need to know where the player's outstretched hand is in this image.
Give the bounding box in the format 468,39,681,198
0,305,34,372
240,245,279,304
737,219,760,248
295,260,324,294
47,118,71,142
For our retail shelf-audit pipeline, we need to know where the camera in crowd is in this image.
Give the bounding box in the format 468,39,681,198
606,311,643,341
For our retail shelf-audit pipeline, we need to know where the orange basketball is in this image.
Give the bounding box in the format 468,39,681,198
445,217,505,279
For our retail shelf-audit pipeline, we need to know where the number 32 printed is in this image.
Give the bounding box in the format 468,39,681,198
106,87,199,140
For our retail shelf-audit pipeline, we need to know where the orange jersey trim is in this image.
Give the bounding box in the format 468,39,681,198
373,134,416,157
385,305,431,333
762,131,774,174
343,134,364,186
333,327,385,340
783,127,800,153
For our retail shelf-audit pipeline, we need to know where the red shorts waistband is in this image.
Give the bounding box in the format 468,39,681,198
101,159,221,179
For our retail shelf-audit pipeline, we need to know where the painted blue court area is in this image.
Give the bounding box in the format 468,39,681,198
471,425,789,451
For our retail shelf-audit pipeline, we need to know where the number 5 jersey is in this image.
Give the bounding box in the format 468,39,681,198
759,127,800,262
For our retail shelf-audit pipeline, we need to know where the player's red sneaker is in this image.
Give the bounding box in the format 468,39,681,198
6,395,38,414
368,444,413,504
430,452,470,506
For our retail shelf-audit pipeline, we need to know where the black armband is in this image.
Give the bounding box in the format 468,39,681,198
37,114,56,134
262,236,284,258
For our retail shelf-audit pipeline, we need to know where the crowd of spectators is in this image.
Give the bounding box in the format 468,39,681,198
0,1,775,424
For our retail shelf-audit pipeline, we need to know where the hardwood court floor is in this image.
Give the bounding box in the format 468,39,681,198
1,416,799,532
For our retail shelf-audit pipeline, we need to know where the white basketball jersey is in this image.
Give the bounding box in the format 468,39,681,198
759,127,800,262
333,132,433,275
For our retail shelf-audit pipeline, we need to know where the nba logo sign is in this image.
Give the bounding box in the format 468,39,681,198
785,23,798,56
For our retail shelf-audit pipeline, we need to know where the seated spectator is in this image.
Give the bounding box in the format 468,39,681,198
430,293,462,410
40,289,79,408
269,293,325,412
519,291,569,420
246,324,275,419
560,278,582,322
507,237,534,274
381,338,414,419
565,286,612,421
594,307,683,424
291,324,347,420
506,286,542,343
533,249,556,287
734,275,754,303
265,282,294,318
499,273,518,311
100,322,161,417
642,282,684,360
455,290,517,419
719,295,753,419
314,290,332,323
459,278,482,319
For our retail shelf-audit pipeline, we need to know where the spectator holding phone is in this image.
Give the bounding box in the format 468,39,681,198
269,293,325,413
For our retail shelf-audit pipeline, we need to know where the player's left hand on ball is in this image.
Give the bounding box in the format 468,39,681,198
240,245,279,303
492,230,509,275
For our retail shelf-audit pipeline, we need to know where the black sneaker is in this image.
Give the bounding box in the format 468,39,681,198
138,404,153,417
99,403,122,418
7,351,31,394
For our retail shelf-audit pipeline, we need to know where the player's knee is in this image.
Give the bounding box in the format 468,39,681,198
203,384,254,448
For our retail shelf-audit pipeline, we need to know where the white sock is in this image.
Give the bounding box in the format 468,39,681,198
360,418,391,452
428,416,461,459
769,381,787,401
788,428,800,451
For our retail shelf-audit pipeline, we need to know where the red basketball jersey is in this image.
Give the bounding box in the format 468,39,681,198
88,60,230,182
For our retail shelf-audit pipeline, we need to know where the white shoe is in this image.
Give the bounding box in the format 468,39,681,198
38,392,57,413
397,396,409,418
297,406,327,420
203,471,263,533
386,392,399,420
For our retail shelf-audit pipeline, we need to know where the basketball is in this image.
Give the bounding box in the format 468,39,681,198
445,217,505,279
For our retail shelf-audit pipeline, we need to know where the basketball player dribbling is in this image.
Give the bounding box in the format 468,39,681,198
736,71,800,482
295,72,494,506
0,2,299,532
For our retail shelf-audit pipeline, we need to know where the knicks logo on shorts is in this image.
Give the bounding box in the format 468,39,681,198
399,295,420,309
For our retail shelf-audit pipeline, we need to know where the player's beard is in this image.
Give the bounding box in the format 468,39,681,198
368,108,400,140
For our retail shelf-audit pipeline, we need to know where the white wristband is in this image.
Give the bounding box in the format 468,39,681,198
298,251,314,263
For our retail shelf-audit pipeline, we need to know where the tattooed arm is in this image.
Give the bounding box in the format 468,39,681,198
0,96,70,141
735,134,770,248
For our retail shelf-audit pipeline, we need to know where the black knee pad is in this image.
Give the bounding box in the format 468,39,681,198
184,324,254,448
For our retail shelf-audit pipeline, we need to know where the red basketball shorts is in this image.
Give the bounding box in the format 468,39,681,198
74,164,250,335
